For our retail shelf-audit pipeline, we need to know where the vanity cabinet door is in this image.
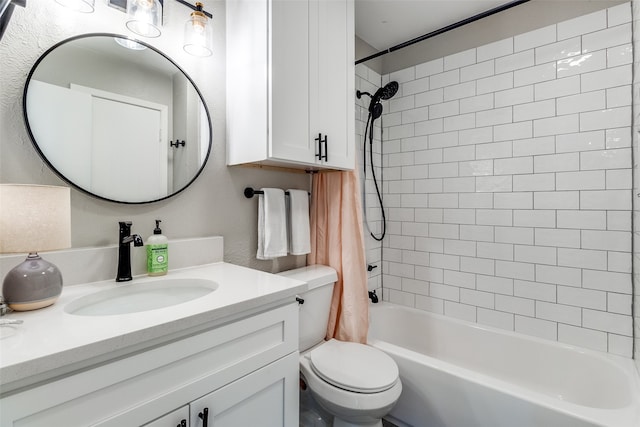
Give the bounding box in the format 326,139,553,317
143,406,189,427
190,352,299,427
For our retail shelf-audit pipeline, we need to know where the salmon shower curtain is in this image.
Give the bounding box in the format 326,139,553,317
308,169,369,343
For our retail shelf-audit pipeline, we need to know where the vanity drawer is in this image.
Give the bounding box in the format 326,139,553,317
0,302,298,427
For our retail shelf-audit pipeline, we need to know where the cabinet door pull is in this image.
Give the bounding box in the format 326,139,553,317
198,407,209,426
322,134,328,161
315,133,323,160
315,133,328,162
177,420,187,427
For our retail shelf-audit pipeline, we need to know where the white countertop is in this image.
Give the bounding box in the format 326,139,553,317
0,262,307,393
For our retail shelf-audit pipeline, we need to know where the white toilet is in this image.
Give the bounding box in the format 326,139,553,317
279,265,402,427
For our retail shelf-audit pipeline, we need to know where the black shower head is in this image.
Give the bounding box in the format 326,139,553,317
366,81,399,119
372,81,399,103
357,81,399,103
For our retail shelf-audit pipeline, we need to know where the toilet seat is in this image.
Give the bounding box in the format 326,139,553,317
308,339,399,393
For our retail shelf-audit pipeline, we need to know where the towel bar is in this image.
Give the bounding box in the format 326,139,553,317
244,187,310,199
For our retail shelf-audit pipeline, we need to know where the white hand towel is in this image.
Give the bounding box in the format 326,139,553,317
257,188,288,260
286,189,311,255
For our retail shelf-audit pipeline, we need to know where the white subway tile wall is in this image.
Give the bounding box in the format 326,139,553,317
632,2,640,372
356,63,384,297
379,3,633,356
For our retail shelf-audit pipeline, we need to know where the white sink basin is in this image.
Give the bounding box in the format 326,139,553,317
64,278,218,316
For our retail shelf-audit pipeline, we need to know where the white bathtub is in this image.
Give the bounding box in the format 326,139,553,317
367,303,640,427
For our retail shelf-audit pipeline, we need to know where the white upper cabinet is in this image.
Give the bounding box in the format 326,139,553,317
227,0,355,171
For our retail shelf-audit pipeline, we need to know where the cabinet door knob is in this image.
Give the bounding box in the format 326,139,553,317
198,407,209,427
177,420,187,427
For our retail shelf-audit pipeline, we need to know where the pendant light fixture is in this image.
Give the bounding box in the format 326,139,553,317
126,0,162,38
183,2,212,57
56,0,214,58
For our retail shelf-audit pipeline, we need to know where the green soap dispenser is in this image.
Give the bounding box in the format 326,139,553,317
147,220,168,276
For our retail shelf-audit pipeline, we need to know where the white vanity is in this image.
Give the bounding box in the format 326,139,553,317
0,251,306,426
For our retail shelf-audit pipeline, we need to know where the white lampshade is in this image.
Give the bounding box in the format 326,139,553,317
0,184,71,254
1,184,71,311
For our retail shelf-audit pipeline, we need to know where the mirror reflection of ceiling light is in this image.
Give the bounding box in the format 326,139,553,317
55,0,95,13
114,36,148,50
56,0,213,57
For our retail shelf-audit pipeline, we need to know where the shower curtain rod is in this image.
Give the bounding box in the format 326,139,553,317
355,0,530,65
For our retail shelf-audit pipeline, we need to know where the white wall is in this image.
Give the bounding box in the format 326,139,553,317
0,0,310,273
380,3,633,356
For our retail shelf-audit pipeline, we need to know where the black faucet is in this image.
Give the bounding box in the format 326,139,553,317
368,290,379,303
116,221,144,282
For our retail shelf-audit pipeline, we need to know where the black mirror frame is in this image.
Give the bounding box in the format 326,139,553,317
22,32,213,204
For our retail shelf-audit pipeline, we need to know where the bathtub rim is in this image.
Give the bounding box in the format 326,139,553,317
368,302,635,369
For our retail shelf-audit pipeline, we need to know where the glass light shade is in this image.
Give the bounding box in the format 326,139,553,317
126,0,162,38
55,0,95,13
183,12,213,57
0,184,71,311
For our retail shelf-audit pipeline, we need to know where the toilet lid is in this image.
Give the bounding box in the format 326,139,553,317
308,339,399,393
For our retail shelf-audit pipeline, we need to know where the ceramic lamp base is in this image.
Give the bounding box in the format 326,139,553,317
2,253,63,311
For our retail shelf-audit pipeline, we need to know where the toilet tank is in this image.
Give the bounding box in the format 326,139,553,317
278,265,338,352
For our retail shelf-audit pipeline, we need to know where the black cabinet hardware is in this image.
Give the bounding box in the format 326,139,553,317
322,134,328,161
315,133,323,160
315,133,328,161
199,407,209,426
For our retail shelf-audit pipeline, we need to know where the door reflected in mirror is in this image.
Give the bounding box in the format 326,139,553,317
23,33,212,204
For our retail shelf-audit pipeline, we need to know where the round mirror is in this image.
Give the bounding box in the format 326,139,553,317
23,33,212,204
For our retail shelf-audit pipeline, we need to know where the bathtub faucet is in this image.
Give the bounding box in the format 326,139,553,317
368,290,379,303
116,221,143,282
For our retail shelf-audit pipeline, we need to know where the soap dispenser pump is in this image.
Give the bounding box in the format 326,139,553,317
147,220,168,276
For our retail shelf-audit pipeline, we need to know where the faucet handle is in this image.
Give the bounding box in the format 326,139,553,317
133,234,144,247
